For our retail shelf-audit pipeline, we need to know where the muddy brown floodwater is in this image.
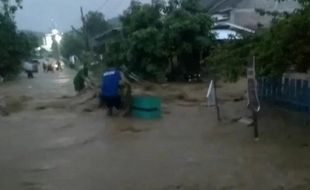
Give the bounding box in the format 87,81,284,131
0,67,310,190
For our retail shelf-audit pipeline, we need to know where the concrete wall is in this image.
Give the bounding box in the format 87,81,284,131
233,0,299,28
236,0,299,11
205,0,300,29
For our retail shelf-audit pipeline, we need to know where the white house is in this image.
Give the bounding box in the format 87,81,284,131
41,29,62,52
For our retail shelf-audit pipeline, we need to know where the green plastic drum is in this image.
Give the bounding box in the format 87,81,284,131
131,96,161,119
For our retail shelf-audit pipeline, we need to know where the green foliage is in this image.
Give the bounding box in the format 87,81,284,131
61,11,112,91
163,2,214,76
255,4,310,76
61,11,110,63
208,1,310,81
208,39,254,82
17,31,40,58
0,14,20,78
111,0,168,81
61,31,85,59
58,0,214,82
0,1,39,80
84,11,111,37
103,0,214,82
104,39,127,67
1,0,23,16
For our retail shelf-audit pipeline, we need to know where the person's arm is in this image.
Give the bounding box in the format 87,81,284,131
119,71,129,86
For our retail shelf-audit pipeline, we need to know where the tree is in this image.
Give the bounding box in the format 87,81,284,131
102,0,214,82
84,11,111,38
0,14,21,78
208,0,310,81
61,11,111,91
118,0,167,81
17,31,40,58
0,0,39,80
61,11,111,59
255,3,310,76
162,0,214,80
60,31,85,59
208,38,254,81
1,0,23,17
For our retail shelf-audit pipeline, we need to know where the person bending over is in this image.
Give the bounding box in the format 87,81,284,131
100,68,129,116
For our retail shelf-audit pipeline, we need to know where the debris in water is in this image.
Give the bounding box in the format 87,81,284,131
82,108,94,113
239,117,254,126
120,126,143,133
233,96,245,102
176,92,188,100
35,106,48,110
24,164,57,173
230,117,242,123
21,181,43,190
0,108,10,116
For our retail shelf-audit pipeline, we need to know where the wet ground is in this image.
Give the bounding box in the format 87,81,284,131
0,68,310,190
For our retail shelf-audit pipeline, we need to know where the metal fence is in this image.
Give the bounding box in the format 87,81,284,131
257,77,310,112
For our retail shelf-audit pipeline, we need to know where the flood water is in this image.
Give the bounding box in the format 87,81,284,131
1,67,310,190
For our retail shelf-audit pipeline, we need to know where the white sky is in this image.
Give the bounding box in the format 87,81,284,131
16,0,151,32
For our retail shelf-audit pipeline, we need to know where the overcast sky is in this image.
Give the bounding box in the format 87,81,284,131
16,0,150,32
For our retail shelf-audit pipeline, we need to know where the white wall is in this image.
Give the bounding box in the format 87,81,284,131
230,0,299,29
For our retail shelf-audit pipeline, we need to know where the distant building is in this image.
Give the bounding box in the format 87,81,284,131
41,29,63,52
93,1,299,42
207,0,299,30
91,27,122,50
212,29,242,40
204,0,299,40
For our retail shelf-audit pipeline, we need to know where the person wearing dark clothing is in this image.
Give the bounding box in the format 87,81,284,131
100,68,127,116
23,62,34,79
26,71,34,78
56,61,62,71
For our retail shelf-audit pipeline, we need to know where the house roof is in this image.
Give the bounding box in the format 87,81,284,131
211,29,243,40
91,27,122,48
214,22,255,33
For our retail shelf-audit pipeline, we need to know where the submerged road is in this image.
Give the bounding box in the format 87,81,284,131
0,66,310,190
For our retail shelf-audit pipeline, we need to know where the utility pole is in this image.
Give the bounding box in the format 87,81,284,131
214,79,221,122
80,7,94,76
80,7,90,51
247,56,260,140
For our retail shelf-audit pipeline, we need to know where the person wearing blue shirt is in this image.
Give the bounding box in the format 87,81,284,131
100,68,128,116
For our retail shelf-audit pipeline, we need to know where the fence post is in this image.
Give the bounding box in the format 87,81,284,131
283,78,289,107
253,110,259,139
296,79,302,111
303,80,310,112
